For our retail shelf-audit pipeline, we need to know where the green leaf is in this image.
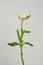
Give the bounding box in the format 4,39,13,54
21,30,30,39
8,42,19,46
23,42,33,46
25,15,30,19
17,29,21,43
23,30,30,33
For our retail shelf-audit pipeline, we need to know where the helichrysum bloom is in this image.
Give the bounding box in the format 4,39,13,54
18,12,30,20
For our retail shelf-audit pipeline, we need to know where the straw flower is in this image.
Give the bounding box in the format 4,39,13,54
18,12,30,20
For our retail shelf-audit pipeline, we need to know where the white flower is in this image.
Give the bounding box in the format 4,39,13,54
18,12,30,20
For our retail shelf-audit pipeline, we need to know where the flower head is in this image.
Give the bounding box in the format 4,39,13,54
18,12,30,20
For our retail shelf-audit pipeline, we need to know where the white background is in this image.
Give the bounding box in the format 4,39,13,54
0,0,43,65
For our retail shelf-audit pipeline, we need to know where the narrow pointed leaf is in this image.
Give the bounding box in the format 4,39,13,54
25,15,30,19
17,29,21,43
23,42,33,46
23,30,30,33
8,42,19,46
21,30,30,38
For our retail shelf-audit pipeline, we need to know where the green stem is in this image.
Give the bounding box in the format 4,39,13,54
21,20,23,30
20,46,24,65
21,20,23,42
20,20,24,65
